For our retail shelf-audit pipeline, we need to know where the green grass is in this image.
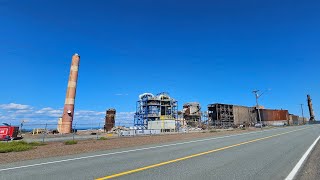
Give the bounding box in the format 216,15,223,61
64,140,78,145
209,130,217,133
98,137,108,140
0,141,46,153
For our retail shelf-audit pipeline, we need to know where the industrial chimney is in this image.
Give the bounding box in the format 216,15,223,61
60,53,80,134
307,94,315,121
105,109,116,132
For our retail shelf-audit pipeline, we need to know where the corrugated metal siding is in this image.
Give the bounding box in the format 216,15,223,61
260,109,289,121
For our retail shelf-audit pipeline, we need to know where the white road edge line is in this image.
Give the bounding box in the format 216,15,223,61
0,127,297,172
285,135,320,180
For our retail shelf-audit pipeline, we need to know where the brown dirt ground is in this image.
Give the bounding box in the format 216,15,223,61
0,128,258,164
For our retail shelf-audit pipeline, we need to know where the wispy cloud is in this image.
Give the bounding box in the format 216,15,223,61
35,107,63,118
0,103,31,110
115,93,129,96
0,103,135,127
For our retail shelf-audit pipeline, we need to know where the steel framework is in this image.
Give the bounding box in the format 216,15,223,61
134,92,178,129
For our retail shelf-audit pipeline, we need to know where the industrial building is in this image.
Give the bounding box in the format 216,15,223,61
259,109,289,126
134,92,178,130
207,103,307,127
289,114,307,125
182,102,201,127
208,103,257,128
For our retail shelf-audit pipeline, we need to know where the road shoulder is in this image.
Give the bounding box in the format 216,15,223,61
295,140,320,180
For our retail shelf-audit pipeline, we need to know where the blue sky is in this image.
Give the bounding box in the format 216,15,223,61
0,0,319,126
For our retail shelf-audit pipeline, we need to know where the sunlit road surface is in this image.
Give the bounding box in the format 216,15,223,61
1,125,319,180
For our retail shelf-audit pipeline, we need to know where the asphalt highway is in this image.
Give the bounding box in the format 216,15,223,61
1,125,319,180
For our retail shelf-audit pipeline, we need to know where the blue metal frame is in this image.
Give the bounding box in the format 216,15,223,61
134,92,178,129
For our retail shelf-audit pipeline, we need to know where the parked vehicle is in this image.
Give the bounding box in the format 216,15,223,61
0,125,19,141
254,123,265,128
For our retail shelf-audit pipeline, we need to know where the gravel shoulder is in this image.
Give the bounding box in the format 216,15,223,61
0,128,259,164
295,140,320,180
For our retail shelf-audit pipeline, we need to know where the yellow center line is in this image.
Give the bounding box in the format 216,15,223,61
96,127,309,180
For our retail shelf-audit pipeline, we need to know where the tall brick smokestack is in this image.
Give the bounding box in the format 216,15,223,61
105,109,116,132
307,94,315,121
60,53,80,134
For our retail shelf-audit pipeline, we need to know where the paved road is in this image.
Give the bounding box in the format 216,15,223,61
1,125,319,180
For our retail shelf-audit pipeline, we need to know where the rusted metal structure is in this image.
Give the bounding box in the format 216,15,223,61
60,53,80,134
182,102,201,127
307,95,315,121
105,109,116,131
208,103,256,128
259,109,289,121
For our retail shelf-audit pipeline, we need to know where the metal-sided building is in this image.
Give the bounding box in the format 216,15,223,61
289,114,306,125
259,109,289,126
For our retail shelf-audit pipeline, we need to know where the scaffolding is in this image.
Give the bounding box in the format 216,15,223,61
134,92,178,129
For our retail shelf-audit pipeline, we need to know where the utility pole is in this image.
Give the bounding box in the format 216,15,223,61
253,90,262,129
300,104,305,125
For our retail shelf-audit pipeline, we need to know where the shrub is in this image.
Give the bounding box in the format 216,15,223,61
28,142,47,146
98,137,108,140
64,140,78,145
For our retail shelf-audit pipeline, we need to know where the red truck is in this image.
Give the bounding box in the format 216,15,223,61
0,126,19,141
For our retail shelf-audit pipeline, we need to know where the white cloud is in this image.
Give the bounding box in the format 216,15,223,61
0,103,31,110
35,107,54,114
35,107,62,118
0,103,135,127
115,93,129,96
15,110,33,114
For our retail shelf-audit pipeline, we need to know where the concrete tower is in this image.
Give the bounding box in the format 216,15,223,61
60,53,80,134
307,94,315,121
